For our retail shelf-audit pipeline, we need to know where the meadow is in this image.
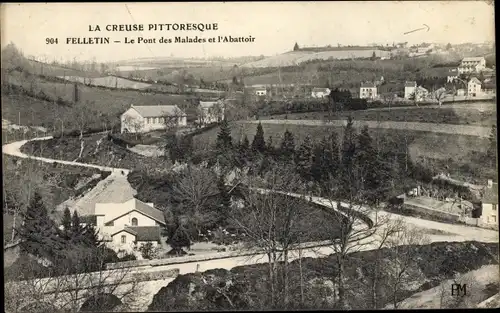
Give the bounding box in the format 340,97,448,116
1,70,194,132
266,104,497,127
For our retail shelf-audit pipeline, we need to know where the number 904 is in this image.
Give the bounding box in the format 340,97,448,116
46,38,58,44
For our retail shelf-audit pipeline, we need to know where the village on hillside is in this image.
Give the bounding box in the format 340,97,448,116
2,2,498,313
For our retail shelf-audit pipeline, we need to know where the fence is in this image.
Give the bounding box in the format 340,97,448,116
402,203,462,223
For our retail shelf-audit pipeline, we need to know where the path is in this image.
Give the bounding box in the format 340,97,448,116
2,136,130,174
3,135,499,311
385,265,499,309
239,119,491,138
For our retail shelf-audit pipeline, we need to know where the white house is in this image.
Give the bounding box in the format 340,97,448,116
480,180,498,227
94,198,166,253
468,77,482,97
447,68,459,83
404,81,417,99
121,105,187,134
197,100,225,125
254,87,267,96
359,82,378,99
458,56,486,74
311,87,331,98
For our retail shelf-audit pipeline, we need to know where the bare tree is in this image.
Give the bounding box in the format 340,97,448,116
433,87,447,106
73,103,98,161
3,157,55,243
368,217,408,309
171,165,219,237
385,224,431,309
122,115,144,139
229,163,309,308
5,248,143,313
381,93,396,111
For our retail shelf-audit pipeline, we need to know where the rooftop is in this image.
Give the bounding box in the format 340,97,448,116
130,105,186,118
101,198,166,226
312,87,330,92
360,82,376,88
199,101,221,108
462,56,485,62
469,77,482,85
125,226,161,241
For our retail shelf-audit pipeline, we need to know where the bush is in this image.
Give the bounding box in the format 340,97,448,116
118,253,137,262
138,242,159,260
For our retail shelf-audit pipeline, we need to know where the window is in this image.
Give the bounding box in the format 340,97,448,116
155,117,159,124
121,235,126,244
107,221,114,226
131,217,138,226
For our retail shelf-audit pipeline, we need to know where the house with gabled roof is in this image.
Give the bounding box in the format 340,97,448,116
459,56,486,74
467,77,482,97
311,87,331,98
120,104,187,134
94,198,166,253
480,180,498,227
197,100,225,125
404,81,417,99
359,82,377,99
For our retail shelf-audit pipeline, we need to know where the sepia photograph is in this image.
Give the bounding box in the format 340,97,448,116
1,1,498,311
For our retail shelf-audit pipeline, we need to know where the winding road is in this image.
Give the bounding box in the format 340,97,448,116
3,134,498,311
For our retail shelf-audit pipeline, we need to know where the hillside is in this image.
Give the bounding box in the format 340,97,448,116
242,49,392,68
1,69,194,132
147,241,499,310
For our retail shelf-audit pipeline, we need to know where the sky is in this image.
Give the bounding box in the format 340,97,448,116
1,1,495,63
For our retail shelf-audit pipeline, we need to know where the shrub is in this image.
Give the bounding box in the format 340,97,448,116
118,253,137,262
138,242,159,260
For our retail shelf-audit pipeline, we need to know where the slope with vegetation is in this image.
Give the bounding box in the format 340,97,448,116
148,241,498,310
2,155,110,245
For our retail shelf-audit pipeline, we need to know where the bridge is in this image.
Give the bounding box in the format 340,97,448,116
3,134,498,312
5,266,179,312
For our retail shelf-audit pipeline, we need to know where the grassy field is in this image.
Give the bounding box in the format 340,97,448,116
2,70,194,131
193,121,494,183
266,105,496,127
25,59,102,78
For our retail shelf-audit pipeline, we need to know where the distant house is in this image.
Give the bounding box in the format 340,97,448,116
480,180,498,227
311,87,331,98
447,68,459,83
404,81,417,99
95,198,166,253
467,77,482,97
254,87,267,96
121,104,187,133
359,82,378,99
458,56,486,74
197,100,225,125
416,43,435,54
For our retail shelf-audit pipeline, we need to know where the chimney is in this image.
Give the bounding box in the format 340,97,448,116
131,104,134,107
487,179,493,188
